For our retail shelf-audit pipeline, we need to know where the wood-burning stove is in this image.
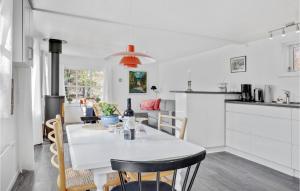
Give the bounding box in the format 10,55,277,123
44,39,65,138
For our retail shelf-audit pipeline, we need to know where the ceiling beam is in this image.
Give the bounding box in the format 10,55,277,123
32,7,243,45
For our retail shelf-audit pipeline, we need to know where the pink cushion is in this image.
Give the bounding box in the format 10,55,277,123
140,99,160,110
154,99,161,110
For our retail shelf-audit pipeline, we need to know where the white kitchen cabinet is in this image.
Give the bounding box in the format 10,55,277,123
13,0,33,66
292,109,300,171
226,130,252,152
11,0,35,173
292,145,299,171
226,112,291,166
226,103,291,119
226,103,300,177
292,120,300,146
252,136,291,167
175,92,239,149
292,109,300,121
227,111,290,143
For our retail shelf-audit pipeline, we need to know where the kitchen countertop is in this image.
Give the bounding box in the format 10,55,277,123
170,90,241,94
225,100,300,109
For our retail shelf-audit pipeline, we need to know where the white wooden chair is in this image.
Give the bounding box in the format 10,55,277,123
158,113,188,140
47,115,97,191
127,113,188,184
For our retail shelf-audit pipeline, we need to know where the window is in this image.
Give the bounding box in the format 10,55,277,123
289,44,300,72
64,69,104,103
293,45,300,71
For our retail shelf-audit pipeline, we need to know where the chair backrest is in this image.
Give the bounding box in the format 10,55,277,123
111,151,206,191
46,115,66,191
114,104,122,116
158,113,188,140
93,103,102,116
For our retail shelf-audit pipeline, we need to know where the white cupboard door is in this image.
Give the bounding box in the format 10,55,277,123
292,114,300,171
252,136,291,167
12,0,23,62
226,104,291,119
226,112,252,133
226,111,291,145
292,120,300,146
292,145,300,171
251,115,291,144
292,109,300,121
23,0,33,64
12,0,33,64
175,93,188,118
226,130,252,153
187,94,225,148
226,103,293,169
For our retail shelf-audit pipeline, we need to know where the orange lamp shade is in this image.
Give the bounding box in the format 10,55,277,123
119,56,141,67
127,44,135,52
106,44,155,68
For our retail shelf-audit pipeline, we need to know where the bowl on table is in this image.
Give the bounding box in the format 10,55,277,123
101,114,119,127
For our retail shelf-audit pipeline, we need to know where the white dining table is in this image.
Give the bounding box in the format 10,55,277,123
66,123,205,191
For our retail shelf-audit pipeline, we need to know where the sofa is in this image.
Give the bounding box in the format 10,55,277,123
135,99,176,135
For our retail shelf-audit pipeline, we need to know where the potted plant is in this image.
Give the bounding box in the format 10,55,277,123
99,102,119,127
95,97,101,103
67,97,73,104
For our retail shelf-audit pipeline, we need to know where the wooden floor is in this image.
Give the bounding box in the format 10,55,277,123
11,143,300,191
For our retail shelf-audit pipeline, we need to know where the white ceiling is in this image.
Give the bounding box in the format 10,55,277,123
32,0,299,62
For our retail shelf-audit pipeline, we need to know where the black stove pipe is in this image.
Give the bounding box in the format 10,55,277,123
44,39,65,138
49,39,62,96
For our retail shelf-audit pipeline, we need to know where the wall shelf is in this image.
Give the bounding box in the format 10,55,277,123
278,71,300,78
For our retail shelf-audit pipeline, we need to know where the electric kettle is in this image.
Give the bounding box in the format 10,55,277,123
254,88,263,102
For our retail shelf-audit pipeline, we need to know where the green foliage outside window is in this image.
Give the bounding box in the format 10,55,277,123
64,69,104,103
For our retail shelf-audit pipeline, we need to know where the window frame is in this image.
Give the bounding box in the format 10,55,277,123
288,43,300,72
64,69,104,103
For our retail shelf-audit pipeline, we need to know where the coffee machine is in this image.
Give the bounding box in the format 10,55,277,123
241,84,252,102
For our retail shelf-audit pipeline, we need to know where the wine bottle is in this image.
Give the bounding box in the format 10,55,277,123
123,98,135,140
124,98,134,117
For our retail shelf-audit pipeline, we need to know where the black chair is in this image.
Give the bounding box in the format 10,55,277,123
110,150,206,191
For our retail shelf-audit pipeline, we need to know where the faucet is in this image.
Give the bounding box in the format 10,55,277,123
283,90,290,104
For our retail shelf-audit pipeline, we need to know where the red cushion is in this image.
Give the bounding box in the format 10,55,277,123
154,99,161,110
140,100,156,110
140,99,160,110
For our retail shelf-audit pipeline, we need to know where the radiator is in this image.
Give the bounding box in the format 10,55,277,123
0,142,19,191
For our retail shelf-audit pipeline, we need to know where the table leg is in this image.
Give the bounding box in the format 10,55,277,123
175,169,182,191
93,172,107,191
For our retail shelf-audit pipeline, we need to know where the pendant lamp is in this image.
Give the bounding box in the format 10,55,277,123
105,45,155,68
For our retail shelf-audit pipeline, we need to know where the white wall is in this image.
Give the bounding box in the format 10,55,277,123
158,33,300,102
14,66,34,170
0,107,18,191
31,39,43,145
60,55,159,123
112,62,159,112
0,0,20,190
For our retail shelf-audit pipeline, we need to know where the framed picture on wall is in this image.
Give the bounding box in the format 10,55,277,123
129,71,147,93
230,56,247,73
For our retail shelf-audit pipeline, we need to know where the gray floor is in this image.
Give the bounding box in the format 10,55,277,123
11,142,300,191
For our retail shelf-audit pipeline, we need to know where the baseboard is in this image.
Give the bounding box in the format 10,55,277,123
206,146,226,153
293,170,299,178
188,146,298,178
225,147,296,177
6,170,20,191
